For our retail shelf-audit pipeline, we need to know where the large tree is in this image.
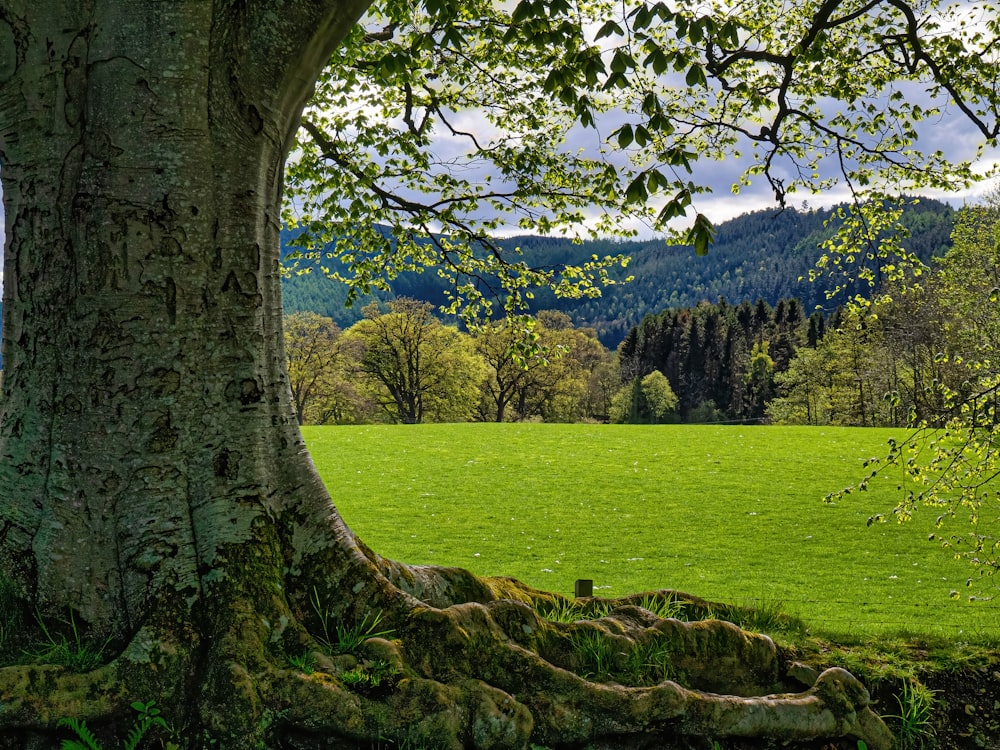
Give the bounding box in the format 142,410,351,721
346,298,483,423
0,0,995,747
285,312,355,424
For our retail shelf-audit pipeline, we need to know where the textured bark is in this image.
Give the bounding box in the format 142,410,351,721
0,3,894,748
0,0,371,637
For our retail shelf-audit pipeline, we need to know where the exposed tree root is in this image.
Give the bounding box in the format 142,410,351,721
0,572,894,749
0,519,894,749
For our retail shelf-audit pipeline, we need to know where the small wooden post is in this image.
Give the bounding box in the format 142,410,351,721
574,579,593,598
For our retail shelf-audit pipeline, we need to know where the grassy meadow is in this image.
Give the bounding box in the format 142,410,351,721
304,423,1000,639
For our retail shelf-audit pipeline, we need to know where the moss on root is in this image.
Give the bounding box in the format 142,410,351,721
0,556,895,750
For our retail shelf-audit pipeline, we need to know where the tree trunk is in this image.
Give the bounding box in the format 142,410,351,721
0,3,893,748
0,0,369,633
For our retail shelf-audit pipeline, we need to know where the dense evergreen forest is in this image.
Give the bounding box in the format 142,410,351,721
618,297,818,423
282,198,955,347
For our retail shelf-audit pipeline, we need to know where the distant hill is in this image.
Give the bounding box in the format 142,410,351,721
281,199,955,347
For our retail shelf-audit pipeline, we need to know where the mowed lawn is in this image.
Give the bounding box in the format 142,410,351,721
303,423,1000,638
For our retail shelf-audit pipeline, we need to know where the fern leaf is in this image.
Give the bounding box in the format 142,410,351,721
57,716,103,750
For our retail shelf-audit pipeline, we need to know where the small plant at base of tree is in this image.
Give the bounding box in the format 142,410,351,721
734,596,792,634
538,597,612,623
703,598,800,636
25,609,111,673
537,598,586,623
309,587,394,655
621,639,678,686
568,629,619,679
340,659,399,691
885,678,938,750
288,651,316,675
637,592,685,620
58,700,172,750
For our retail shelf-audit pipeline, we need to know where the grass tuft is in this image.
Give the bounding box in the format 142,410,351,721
310,587,394,655
621,639,677,685
567,628,617,678
288,651,316,675
637,592,686,620
25,609,110,672
885,678,938,749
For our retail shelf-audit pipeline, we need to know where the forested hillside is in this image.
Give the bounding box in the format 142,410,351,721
281,198,955,347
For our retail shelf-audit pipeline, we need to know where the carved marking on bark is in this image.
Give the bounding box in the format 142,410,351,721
0,19,18,83
165,276,176,324
226,378,263,406
213,448,241,481
62,28,90,128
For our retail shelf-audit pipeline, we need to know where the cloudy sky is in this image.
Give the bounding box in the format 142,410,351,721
1,53,996,254
0,108,995,250
545,93,999,237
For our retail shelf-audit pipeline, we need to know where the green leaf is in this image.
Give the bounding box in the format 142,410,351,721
616,123,634,149
664,147,696,172
646,169,669,192
687,213,717,255
603,71,628,89
547,0,572,16
595,20,624,39
511,0,536,24
57,717,102,750
688,19,703,44
632,5,652,29
720,20,741,46
644,47,670,75
441,26,465,49
685,63,707,87
625,174,650,204
610,50,637,74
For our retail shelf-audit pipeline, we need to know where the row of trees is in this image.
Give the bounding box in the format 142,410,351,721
290,293,830,428
305,196,994,431
285,300,622,424
612,197,1000,429
769,197,1000,428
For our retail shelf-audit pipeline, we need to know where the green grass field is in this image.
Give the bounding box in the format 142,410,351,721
303,423,1000,639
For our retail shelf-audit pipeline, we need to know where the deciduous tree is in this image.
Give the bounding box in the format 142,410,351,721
346,298,483,422
284,312,357,424
0,0,995,746
844,194,1000,580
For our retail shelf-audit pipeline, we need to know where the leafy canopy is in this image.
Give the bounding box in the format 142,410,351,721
284,0,998,321
838,194,1000,585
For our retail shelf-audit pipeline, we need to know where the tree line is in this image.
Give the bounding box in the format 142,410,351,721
619,196,1000,430
296,197,998,431
288,293,816,427
285,300,622,424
